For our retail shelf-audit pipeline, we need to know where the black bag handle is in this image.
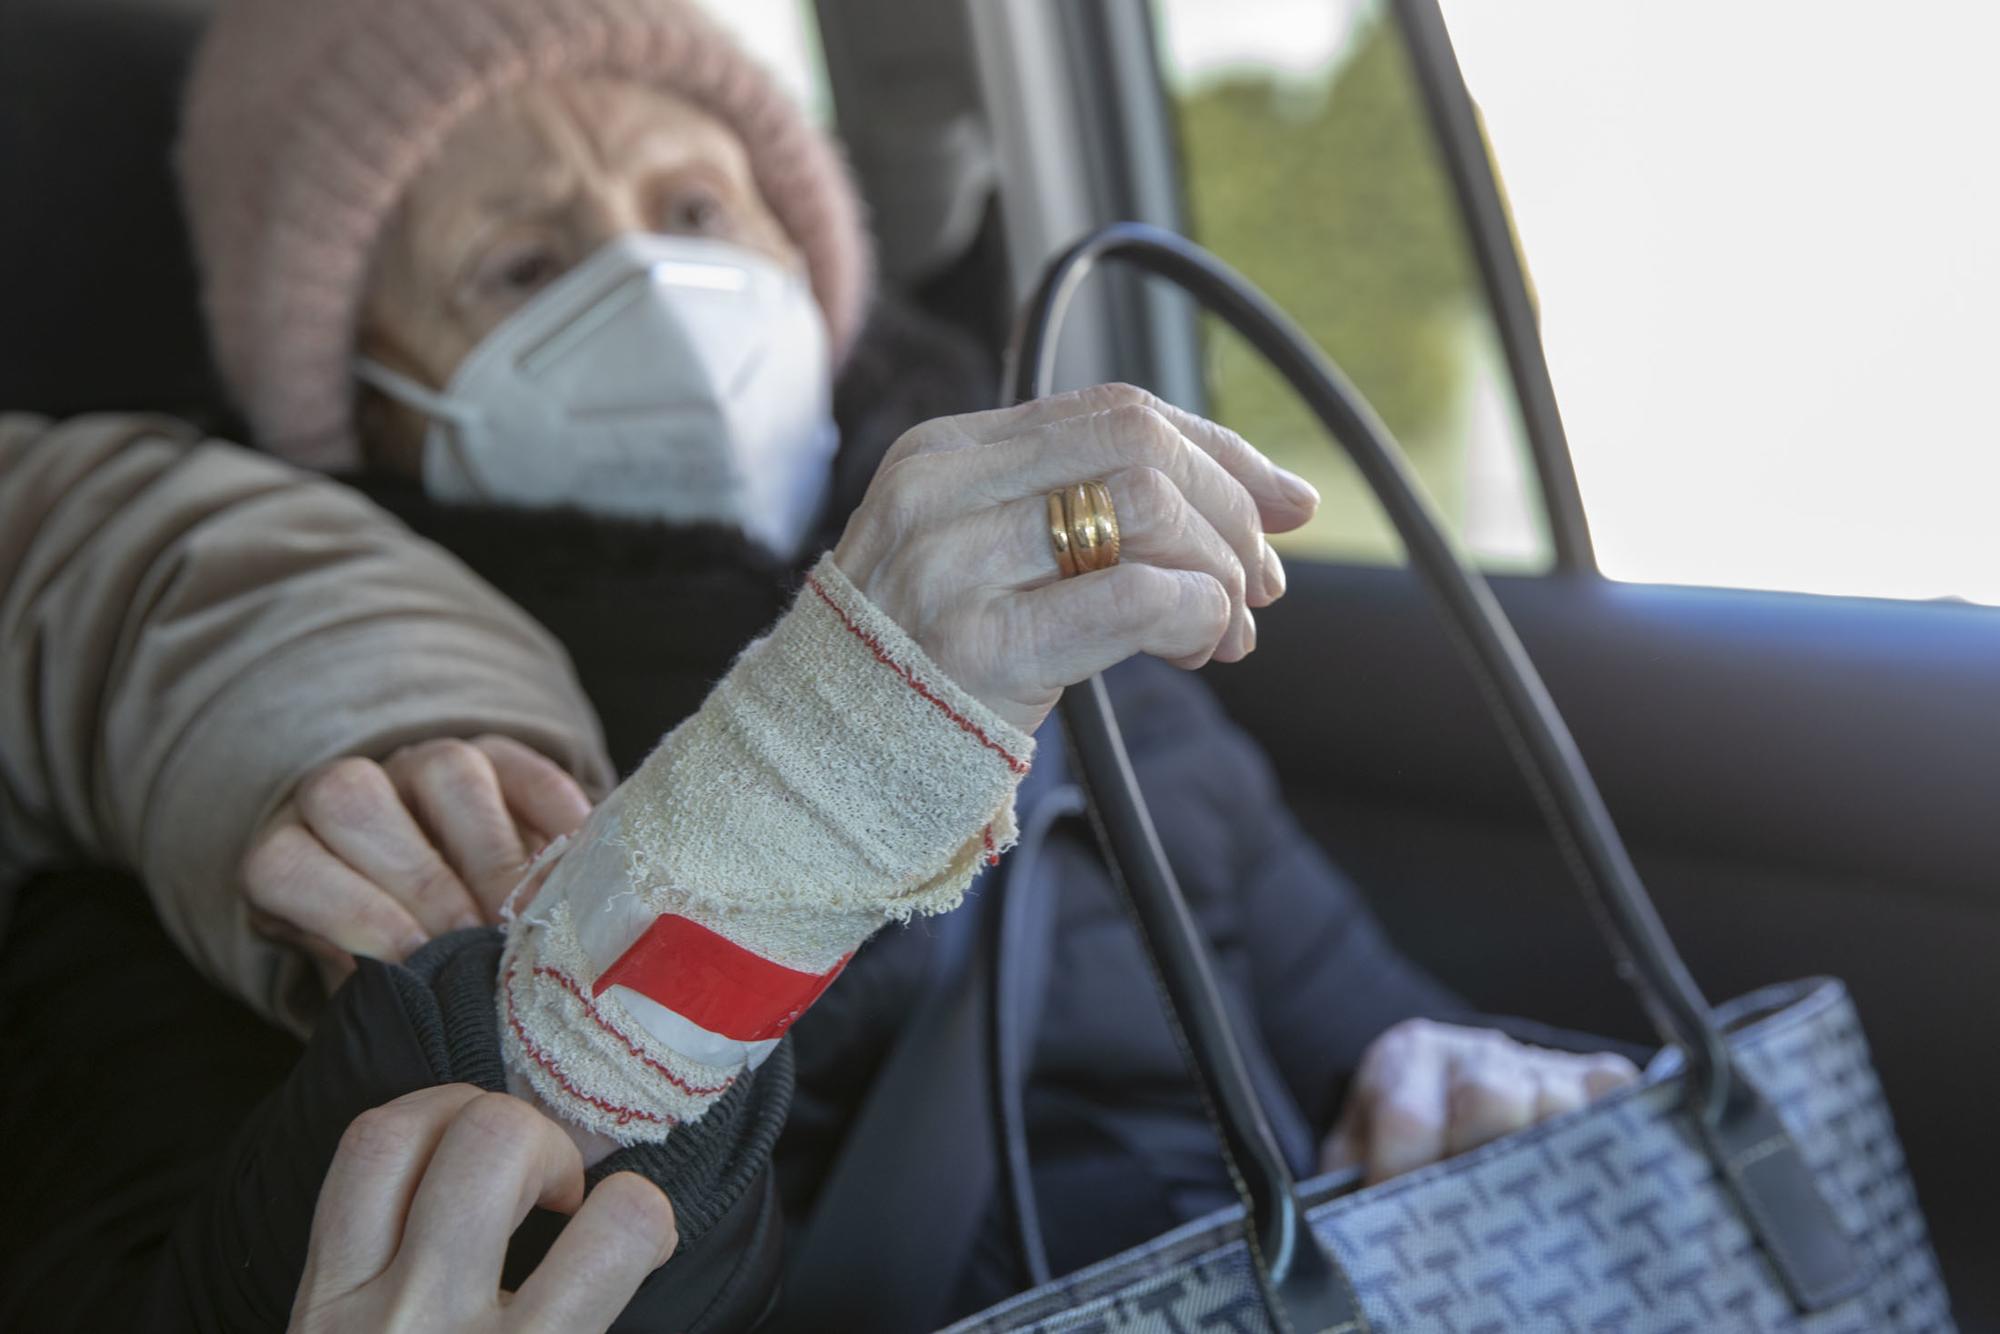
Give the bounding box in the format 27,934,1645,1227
1007,223,1866,1329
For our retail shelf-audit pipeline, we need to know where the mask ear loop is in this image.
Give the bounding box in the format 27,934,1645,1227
354,358,491,493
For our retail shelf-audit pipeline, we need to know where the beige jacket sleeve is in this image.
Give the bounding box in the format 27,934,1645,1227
0,412,615,1032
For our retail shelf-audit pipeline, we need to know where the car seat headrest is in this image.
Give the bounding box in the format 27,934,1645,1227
0,0,229,428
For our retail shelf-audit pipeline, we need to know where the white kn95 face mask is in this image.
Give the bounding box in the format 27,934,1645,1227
357,232,840,558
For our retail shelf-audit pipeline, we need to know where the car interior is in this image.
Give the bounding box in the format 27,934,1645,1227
2,0,1994,1325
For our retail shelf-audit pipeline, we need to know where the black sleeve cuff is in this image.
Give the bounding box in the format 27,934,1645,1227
146,927,788,1333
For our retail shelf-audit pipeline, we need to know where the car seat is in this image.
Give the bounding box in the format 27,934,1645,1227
0,0,231,428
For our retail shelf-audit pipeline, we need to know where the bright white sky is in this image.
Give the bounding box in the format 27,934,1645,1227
729,1,2000,603
696,1,828,121
1443,2,2000,603
1155,0,1365,85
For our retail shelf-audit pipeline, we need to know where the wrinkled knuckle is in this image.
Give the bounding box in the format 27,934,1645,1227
241,826,310,897
1220,551,1248,604
456,1092,543,1145
302,757,390,824
398,737,450,764
1121,465,1179,528
1451,1070,1527,1121
870,457,930,534
420,738,493,792
874,455,918,504
340,1104,426,1164
1102,402,1175,463
1583,1053,1641,1093
1225,473,1261,530
358,910,419,956
1379,1017,1436,1055
425,737,483,772
404,858,462,907
471,734,535,769
1096,382,1155,411
884,418,945,468
1211,415,1252,450
523,766,585,808
1184,574,1232,641
594,1174,677,1240
1374,1097,1443,1145
480,736,568,792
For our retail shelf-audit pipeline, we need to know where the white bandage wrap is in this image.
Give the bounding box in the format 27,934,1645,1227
499,555,1035,1141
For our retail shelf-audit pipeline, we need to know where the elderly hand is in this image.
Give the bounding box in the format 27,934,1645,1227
1324,1020,1641,1184
833,383,1320,735
244,735,593,989
291,1086,675,1334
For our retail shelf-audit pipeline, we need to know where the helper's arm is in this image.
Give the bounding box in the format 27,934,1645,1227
0,412,615,1032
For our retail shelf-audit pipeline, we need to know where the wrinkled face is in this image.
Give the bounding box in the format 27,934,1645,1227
357,75,804,473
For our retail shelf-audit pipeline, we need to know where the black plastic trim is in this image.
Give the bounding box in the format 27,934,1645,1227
1389,0,1596,572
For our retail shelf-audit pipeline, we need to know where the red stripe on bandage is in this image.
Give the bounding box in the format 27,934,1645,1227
592,914,849,1043
534,965,734,1097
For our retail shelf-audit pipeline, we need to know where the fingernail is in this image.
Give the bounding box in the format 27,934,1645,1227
1278,468,1320,509
1261,542,1286,598
400,931,431,959
1242,609,1257,655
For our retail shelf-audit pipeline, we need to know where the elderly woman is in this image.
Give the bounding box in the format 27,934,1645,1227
9,0,1636,1327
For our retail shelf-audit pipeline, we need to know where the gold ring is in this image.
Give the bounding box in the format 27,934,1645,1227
1085,480,1120,569
1061,480,1122,575
1066,483,1101,573
1047,490,1077,578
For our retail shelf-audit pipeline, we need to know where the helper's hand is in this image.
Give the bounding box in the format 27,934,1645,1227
833,383,1320,734
1323,1020,1641,1184
244,735,593,989
291,1086,676,1334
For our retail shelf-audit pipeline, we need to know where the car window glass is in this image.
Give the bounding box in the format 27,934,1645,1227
699,1,832,125
1154,0,1552,571
1443,2,2000,604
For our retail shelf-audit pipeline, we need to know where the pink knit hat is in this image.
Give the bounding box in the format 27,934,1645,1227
178,0,874,469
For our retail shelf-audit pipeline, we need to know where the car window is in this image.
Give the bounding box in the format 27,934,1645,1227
1154,0,1553,571
1440,3,2000,604
698,1,831,126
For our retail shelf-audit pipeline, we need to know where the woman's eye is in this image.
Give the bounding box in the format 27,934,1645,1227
486,244,562,297
661,187,727,237
494,249,560,296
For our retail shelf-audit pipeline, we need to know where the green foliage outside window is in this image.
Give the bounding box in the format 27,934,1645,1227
1172,15,1509,559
